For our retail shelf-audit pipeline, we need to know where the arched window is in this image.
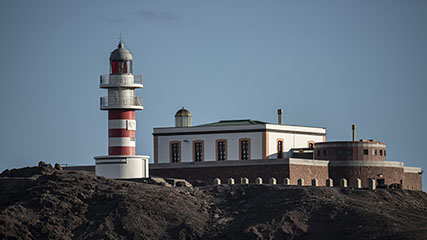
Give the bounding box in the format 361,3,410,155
239,138,251,160
277,139,284,159
308,141,315,149
216,139,227,161
170,141,181,163
193,140,204,162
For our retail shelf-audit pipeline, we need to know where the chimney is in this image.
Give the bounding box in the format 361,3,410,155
277,109,283,125
352,124,356,142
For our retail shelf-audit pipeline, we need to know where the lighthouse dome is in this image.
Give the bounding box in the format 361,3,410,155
175,108,192,127
175,108,192,117
110,40,133,61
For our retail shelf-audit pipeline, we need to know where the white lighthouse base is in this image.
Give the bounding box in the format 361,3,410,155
94,155,149,179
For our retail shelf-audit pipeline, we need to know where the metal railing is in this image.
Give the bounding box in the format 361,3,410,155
100,74,142,85
100,96,143,107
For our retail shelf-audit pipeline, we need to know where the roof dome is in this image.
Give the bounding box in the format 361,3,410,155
109,40,133,61
175,108,191,117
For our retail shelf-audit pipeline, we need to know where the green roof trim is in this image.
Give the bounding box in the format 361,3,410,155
198,119,267,127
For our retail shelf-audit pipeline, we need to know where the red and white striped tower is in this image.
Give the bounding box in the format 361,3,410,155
94,40,149,179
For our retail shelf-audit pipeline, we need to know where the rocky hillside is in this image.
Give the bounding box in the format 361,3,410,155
0,165,426,240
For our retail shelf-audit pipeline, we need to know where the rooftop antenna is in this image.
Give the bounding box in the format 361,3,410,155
118,33,124,48
277,109,283,125
352,124,356,142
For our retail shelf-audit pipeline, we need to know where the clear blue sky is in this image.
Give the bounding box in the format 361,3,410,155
1,0,426,190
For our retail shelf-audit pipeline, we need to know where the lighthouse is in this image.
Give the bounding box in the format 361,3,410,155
94,40,149,179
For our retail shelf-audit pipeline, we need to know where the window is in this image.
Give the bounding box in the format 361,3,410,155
111,60,133,74
346,149,353,156
193,141,203,162
317,150,321,156
380,150,383,156
363,149,369,155
372,149,377,156
384,150,386,156
277,140,283,159
240,139,250,160
217,140,227,161
323,150,328,156
337,149,343,155
171,142,181,163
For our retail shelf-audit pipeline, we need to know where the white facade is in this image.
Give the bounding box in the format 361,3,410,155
95,155,149,179
153,121,326,164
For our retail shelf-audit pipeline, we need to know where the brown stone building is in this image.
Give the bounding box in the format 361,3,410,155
314,140,422,190
150,118,423,190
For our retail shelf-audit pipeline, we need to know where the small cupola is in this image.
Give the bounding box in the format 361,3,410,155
175,107,192,127
109,40,133,74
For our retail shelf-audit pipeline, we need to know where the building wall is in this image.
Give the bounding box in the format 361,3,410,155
156,132,263,163
314,141,387,161
149,158,329,185
267,132,323,159
289,164,329,186
403,173,422,191
150,164,290,184
154,124,326,163
328,165,404,188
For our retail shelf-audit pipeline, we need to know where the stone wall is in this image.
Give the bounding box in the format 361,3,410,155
404,172,423,191
289,164,329,186
150,164,290,184
329,166,404,188
150,158,329,185
64,159,422,191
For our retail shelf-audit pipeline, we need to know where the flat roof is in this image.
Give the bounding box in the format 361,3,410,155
197,119,266,127
153,120,326,136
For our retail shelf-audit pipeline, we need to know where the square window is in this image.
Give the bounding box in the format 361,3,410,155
337,150,343,155
347,149,353,156
363,149,369,155
372,149,377,156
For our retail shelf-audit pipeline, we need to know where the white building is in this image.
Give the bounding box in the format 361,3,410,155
153,109,326,164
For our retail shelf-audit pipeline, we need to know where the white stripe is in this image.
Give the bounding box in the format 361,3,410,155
329,160,403,168
109,120,136,130
288,158,329,166
108,137,136,147
403,166,422,173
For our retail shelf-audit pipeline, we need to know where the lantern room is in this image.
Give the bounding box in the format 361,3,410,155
109,40,133,74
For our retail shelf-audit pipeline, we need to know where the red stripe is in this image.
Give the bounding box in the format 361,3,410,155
108,110,135,120
109,147,135,155
109,129,136,138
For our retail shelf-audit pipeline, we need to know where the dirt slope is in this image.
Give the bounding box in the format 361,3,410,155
0,166,426,240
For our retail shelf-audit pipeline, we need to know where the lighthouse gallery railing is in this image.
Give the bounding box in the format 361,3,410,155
100,74,142,85
100,97,143,107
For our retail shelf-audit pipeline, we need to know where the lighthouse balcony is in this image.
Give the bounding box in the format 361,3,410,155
100,74,143,88
100,96,143,110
